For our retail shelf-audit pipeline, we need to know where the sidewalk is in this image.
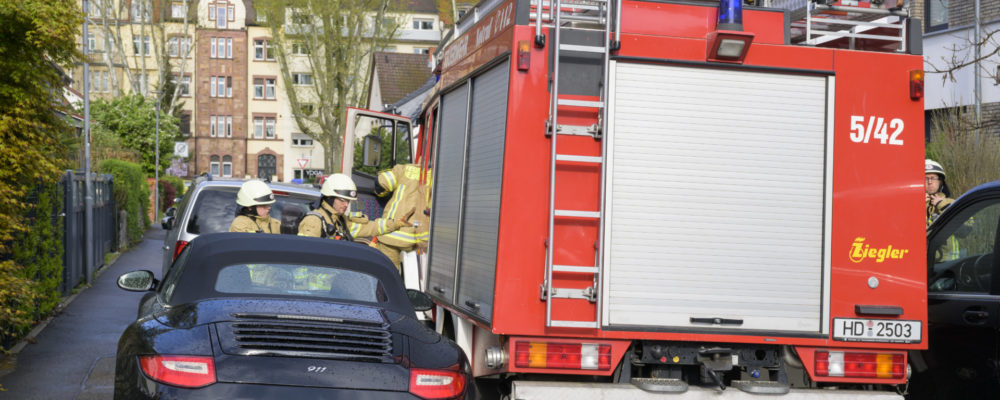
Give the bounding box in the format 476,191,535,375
0,228,166,399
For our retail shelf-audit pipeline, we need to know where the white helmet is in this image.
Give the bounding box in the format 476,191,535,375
321,173,358,200
236,180,276,207
925,159,946,178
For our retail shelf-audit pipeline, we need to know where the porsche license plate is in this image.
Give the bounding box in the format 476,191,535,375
833,318,921,344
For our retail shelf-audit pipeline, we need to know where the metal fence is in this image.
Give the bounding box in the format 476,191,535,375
61,171,116,295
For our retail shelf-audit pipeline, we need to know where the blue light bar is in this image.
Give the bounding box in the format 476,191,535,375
718,0,743,30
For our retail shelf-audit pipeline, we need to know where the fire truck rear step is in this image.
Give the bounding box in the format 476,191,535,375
630,377,688,393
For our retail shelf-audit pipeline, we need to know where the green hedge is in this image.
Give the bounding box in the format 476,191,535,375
1,183,63,347
98,159,150,246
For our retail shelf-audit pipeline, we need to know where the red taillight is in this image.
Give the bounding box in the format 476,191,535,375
408,368,466,399
139,355,216,388
172,240,189,261
271,190,290,196
910,69,924,100
517,40,531,71
814,350,904,379
513,341,612,370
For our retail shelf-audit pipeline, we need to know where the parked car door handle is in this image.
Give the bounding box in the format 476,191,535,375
963,309,989,324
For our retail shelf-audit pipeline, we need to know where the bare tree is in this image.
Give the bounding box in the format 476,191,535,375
925,28,1000,85
255,0,402,173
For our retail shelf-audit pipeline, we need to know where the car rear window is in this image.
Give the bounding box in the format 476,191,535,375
214,263,387,303
186,187,316,235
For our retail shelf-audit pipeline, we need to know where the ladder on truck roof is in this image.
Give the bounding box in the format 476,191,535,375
533,0,620,329
763,0,914,53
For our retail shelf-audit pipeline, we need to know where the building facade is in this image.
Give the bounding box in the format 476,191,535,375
74,0,441,182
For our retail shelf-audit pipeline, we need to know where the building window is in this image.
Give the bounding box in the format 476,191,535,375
171,1,187,19
226,116,233,137
133,36,151,56
210,76,232,98
291,42,310,55
413,19,434,30
89,70,109,93
210,155,220,176
413,48,430,55
89,0,103,17
292,73,313,86
176,75,191,96
265,118,275,138
253,116,276,139
926,0,948,32
257,13,267,23
254,39,274,61
222,156,232,177
300,104,314,116
131,0,151,22
209,116,217,137
210,38,232,59
254,78,276,99
86,33,97,52
291,10,309,24
216,6,227,29
133,73,149,94
292,136,313,146
168,37,191,58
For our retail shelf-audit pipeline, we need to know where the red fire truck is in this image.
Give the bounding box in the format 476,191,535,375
356,0,928,397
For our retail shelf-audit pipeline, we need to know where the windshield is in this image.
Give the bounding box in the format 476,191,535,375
186,187,317,235
214,263,387,303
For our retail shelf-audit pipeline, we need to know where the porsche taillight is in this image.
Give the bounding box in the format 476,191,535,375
172,240,189,261
139,355,216,388
408,368,466,399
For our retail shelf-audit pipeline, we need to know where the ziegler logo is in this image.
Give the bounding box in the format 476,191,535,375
849,237,909,263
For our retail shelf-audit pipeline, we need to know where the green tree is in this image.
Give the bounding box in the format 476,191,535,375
90,94,179,176
255,0,402,174
0,0,80,343
0,0,80,250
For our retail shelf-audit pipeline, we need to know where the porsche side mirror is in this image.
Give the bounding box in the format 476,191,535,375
406,289,434,312
117,270,158,292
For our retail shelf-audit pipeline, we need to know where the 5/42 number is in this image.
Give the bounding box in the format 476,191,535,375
849,115,904,146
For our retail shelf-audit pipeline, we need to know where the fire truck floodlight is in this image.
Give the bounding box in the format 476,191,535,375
706,30,754,64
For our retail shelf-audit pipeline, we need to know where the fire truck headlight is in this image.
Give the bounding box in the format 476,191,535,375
706,30,754,63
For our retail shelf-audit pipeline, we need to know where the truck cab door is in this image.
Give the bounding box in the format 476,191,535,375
915,189,1000,398
341,107,413,216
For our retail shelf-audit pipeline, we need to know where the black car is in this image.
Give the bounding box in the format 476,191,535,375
115,233,470,399
909,180,1000,399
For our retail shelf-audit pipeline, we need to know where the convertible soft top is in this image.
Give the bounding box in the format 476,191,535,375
166,232,409,311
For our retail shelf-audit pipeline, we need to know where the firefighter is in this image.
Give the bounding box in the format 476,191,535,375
229,180,282,233
925,159,954,226
298,173,413,241
373,164,431,270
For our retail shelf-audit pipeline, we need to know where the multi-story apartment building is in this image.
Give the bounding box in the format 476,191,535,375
74,0,440,182
917,0,1000,133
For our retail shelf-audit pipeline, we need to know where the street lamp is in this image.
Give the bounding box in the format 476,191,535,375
152,91,160,220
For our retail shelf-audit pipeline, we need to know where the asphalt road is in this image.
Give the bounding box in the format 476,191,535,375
0,228,167,399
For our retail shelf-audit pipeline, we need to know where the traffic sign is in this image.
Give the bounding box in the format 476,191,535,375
297,158,309,169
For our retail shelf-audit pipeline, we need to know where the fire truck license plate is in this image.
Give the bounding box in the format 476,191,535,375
833,318,921,343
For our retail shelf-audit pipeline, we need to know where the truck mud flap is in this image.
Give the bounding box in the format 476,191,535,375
511,381,904,400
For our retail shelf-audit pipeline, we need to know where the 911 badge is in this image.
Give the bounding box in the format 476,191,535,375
849,237,909,263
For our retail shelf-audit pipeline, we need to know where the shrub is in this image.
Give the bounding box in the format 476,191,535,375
160,175,186,210
926,108,1000,198
98,159,150,247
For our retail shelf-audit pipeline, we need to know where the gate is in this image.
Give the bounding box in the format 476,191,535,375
60,171,116,295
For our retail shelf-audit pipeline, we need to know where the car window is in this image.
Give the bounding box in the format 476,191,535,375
186,188,316,235
929,201,1000,293
214,263,388,303
162,244,192,302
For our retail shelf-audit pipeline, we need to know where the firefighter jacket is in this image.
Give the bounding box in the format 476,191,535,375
375,164,430,249
229,215,281,234
297,201,402,241
926,196,955,227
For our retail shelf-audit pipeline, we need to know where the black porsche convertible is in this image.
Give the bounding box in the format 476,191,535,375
114,232,470,399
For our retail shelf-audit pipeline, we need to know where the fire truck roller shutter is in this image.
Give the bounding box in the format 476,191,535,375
602,62,832,334
427,82,470,303
456,60,510,322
